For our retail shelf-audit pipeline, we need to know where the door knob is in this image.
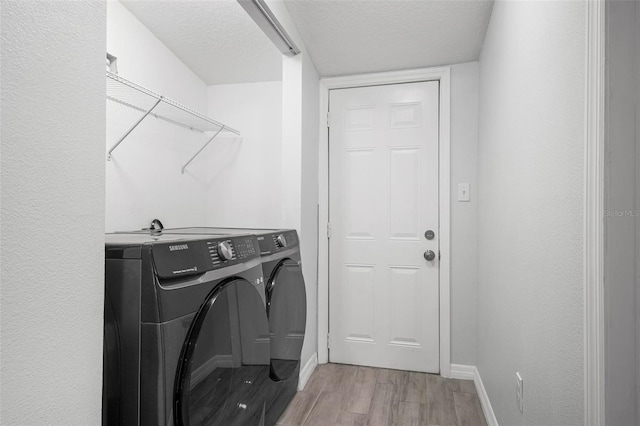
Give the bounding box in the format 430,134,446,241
424,250,436,261
425,230,435,240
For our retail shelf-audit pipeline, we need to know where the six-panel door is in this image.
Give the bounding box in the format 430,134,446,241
328,81,440,373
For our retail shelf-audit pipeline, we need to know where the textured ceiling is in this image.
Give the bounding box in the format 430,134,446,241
120,0,494,84
283,0,494,77
120,0,283,85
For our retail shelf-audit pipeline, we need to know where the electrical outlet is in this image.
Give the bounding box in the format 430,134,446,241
516,372,524,414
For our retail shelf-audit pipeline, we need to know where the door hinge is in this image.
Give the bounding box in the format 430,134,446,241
326,222,331,239
439,250,441,261
327,333,331,349
326,112,331,128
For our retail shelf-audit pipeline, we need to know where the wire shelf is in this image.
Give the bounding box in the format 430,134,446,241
106,71,240,173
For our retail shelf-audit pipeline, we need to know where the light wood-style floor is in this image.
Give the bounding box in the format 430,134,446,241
277,363,488,426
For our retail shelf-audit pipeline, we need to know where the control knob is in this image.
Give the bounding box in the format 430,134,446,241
217,241,234,261
276,234,288,248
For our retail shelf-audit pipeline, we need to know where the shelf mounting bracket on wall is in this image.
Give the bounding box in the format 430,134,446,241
181,127,224,174
106,71,240,172
107,97,162,161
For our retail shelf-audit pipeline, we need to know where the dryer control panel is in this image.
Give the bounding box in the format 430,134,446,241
256,230,299,255
152,236,260,279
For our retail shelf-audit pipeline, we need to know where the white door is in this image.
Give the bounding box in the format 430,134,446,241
328,81,440,373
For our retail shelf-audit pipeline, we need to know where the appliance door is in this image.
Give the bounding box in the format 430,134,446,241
174,278,270,426
266,259,307,381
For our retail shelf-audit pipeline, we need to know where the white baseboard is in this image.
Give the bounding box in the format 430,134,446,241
298,352,318,390
450,363,476,381
450,364,498,426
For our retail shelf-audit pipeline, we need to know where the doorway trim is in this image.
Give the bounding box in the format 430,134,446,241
584,0,605,424
317,67,452,377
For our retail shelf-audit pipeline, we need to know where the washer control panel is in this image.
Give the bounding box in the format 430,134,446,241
153,235,259,278
207,237,257,266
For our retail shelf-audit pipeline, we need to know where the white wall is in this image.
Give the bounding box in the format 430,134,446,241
106,1,210,232
206,81,283,228
299,52,320,371
265,0,321,373
107,0,320,380
604,1,638,424
477,2,585,424
0,1,106,424
450,62,479,366
281,54,304,231
206,49,320,381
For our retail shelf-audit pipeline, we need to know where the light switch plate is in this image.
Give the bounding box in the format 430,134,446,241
458,183,470,202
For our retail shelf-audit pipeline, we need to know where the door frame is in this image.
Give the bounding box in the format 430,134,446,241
317,67,452,377
584,0,605,424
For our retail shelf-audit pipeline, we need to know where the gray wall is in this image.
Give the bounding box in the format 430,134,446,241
605,1,639,425
0,1,106,423
637,0,640,418
476,1,585,424
450,62,480,366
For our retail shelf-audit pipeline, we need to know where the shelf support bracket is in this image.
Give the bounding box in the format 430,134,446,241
107,97,163,160
181,127,225,174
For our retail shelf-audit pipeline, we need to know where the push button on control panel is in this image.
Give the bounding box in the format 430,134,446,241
232,238,257,260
